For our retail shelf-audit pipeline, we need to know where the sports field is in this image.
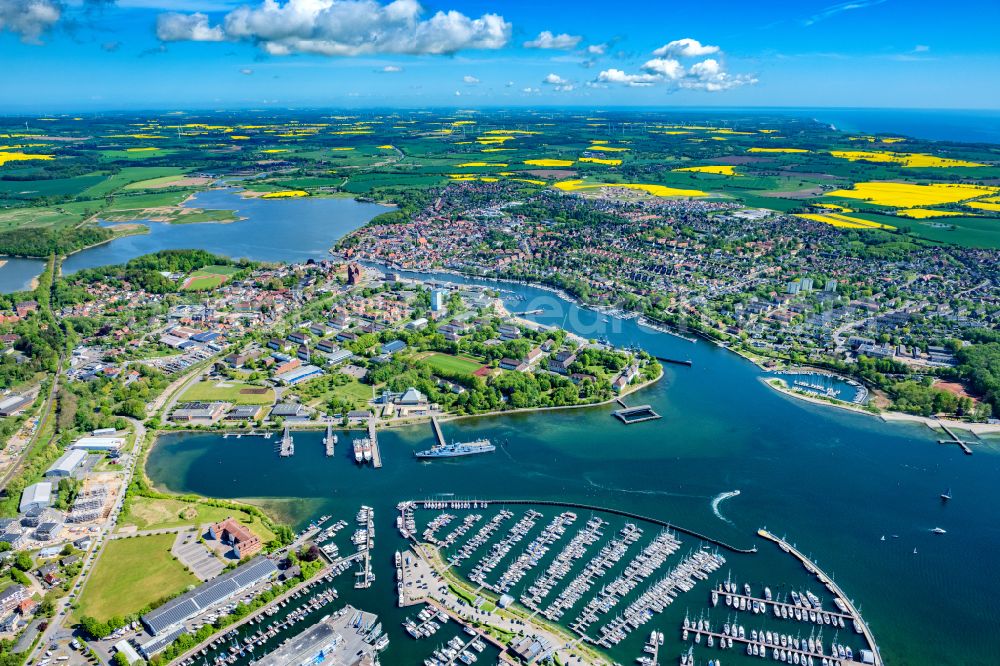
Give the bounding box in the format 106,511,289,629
422,353,484,376
179,380,274,405
180,264,240,290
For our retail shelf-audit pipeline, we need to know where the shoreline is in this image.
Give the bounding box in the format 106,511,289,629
358,259,994,438
763,376,1000,436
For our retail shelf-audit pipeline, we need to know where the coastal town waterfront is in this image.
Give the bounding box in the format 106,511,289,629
146,272,1000,666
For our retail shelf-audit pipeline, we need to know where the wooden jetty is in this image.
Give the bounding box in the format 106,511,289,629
937,422,974,455
368,417,382,468
279,424,294,457
758,529,882,666
324,423,336,457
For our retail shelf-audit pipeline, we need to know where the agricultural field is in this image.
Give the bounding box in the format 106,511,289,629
1,111,998,250
74,533,197,622
180,264,241,290
178,379,275,404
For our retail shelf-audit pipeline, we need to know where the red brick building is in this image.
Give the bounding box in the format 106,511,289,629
208,517,263,559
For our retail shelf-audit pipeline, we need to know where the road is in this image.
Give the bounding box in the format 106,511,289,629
24,416,147,665
0,363,61,491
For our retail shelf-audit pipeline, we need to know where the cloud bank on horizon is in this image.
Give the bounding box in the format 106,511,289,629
1,0,998,109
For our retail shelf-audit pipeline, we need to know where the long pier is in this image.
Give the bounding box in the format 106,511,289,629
409,498,757,554
279,424,294,457
716,587,853,620
937,422,974,455
324,424,336,457
431,416,446,447
681,628,864,666
368,417,382,468
758,529,882,666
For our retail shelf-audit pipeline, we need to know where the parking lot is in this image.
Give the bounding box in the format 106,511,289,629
172,529,225,581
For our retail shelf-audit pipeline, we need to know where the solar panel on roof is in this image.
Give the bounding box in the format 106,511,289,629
142,556,278,635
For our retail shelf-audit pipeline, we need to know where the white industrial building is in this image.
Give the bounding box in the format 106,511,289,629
19,482,53,513
44,449,87,478
71,436,125,453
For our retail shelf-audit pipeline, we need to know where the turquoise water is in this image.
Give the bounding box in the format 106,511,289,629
147,273,1000,666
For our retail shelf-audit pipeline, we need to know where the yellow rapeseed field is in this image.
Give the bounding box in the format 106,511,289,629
795,213,895,230
965,202,1000,212
579,157,622,166
377,145,395,149
457,162,508,168
261,149,287,153
0,151,53,166
261,190,308,198
896,209,973,219
587,145,629,152
829,150,986,168
125,147,159,152
554,180,705,197
673,165,738,176
330,147,355,151
524,159,574,167
826,182,1000,207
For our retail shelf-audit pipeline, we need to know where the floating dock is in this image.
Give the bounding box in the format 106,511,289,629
758,529,882,666
368,417,382,468
654,355,693,366
613,404,661,424
937,422,974,455
324,424,336,457
279,425,294,457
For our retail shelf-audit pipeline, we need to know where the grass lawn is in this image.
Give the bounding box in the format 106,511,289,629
75,533,196,622
179,380,274,405
422,352,484,376
82,167,186,198
119,497,275,542
291,374,372,409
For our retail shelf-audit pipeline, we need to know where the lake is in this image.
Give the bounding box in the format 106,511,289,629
148,271,1000,666
0,189,389,292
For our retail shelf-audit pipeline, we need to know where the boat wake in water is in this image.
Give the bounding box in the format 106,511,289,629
584,476,707,499
711,489,741,525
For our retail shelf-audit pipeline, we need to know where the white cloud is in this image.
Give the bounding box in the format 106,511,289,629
652,38,719,58
381,65,402,72
803,0,887,26
240,67,254,75
586,43,607,55
463,75,480,85
0,0,62,43
542,73,574,92
680,58,757,91
522,87,540,94
913,44,929,53
156,11,226,41
523,30,581,50
641,57,684,80
597,68,659,87
596,39,755,93
157,0,511,57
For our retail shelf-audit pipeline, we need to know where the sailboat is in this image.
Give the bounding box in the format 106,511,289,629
940,488,952,501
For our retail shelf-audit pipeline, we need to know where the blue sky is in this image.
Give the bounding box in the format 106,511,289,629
1,0,998,111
